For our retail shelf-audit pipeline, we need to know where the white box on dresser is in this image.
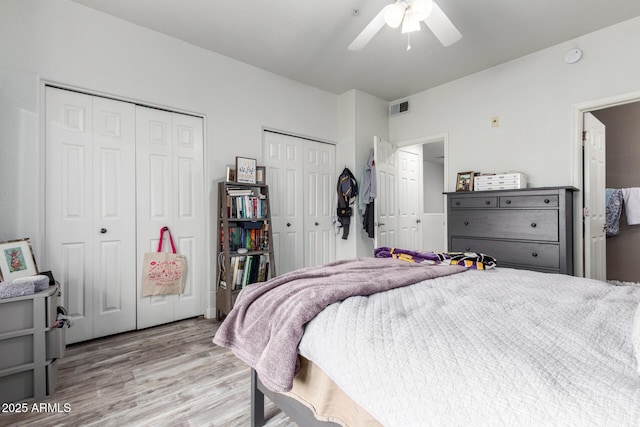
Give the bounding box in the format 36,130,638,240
474,173,527,191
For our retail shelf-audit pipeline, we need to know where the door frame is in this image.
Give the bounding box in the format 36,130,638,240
395,132,449,250
38,80,212,318
572,89,640,277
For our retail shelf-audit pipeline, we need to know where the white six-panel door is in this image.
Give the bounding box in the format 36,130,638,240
263,131,335,275
303,141,336,268
374,136,399,248
398,147,422,250
46,87,137,344
583,112,606,280
135,106,204,329
264,132,305,275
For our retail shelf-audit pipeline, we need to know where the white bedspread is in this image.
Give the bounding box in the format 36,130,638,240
298,268,640,426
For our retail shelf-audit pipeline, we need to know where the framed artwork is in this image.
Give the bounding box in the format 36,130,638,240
456,171,474,192
226,166,236,182
0,238,39,281
235,156,257,184
256,166,266,185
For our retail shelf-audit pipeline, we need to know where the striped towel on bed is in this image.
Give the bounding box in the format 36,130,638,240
374,247,497,270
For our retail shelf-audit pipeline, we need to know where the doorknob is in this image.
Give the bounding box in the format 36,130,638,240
100,228,107,234
378,222,385,226
416,219,421,224
286,223,291,227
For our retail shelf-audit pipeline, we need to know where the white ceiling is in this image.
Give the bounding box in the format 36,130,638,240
70,0,640,101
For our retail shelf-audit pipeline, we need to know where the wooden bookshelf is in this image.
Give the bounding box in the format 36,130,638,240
216,181,276,320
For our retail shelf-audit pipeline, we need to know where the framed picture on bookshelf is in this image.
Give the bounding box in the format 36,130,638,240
226,166,236,182
236,156,257,184
0,238,39,281
256,166,266,185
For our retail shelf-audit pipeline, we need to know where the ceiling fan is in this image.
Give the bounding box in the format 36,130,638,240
348,0,462,51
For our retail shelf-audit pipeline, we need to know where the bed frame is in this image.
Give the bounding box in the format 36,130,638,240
251,369,340,427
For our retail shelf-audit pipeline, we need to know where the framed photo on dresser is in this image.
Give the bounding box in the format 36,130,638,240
0,238,39,281
456,171,474,192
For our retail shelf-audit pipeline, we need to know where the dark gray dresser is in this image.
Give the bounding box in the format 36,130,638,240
446,187,577,274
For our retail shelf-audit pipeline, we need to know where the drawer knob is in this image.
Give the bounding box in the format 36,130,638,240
464,221,469,226
505,200,511,204
531,223,537,228
455,201,461,206
532,252,538,257
544,199,550,204
485,200,491,205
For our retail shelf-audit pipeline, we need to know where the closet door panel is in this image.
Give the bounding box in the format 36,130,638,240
136,108,204,328
171,112,204,321
46,87,94,344
304,141,335,268
136,107,175,328
264,133,304,275
91,96,136,339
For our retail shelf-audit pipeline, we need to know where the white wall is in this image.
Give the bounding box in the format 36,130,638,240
336,90,389,259
0,0,339,316
354,91,389,257
423,160,444,213
390,16,640,191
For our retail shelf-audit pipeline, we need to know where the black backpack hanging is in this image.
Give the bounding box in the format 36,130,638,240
337,167,358,239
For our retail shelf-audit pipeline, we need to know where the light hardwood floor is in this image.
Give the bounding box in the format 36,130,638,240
0,317,296,427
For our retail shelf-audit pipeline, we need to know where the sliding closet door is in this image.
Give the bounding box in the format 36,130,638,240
136,106,204,329
45,87,137,344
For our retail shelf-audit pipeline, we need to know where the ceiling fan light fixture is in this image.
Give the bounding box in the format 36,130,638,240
401,10,421,34
410,0,433,21
384,1,406,28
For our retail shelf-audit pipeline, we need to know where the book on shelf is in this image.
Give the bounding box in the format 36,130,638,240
225,194,268,219
222,224,269,252
226,253,270,290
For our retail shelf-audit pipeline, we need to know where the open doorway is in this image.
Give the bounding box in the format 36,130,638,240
374,134,447,252
395,134,447,252
589,102,640,282
421,141,446,251
577,89,640,279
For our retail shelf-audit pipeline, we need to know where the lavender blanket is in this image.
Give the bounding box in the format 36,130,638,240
213,257,465,392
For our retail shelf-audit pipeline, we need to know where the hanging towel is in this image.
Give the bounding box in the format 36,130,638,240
606,188,616,206
606,189,623,236
622,188,640,225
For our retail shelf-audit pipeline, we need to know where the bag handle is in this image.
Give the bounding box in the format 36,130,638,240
157,226,177,254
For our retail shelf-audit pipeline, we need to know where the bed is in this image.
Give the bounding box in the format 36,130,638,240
213,256,640,426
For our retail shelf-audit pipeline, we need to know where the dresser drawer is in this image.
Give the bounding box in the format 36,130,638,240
450,238,560,269
499,195,558,208
450,196,498,209
448,210,558,241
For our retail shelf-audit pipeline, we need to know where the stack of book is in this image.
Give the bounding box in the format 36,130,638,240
225,188,268,219
474,173,527,191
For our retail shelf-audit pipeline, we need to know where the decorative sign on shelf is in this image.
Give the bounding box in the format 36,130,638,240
235,156,257,184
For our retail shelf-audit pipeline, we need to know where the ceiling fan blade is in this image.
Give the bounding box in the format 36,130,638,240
423,2,462,47
348,4,394,51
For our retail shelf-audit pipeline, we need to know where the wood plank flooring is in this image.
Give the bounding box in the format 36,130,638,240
0,317,296,427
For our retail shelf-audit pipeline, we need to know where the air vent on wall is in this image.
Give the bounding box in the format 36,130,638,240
389,100,409,117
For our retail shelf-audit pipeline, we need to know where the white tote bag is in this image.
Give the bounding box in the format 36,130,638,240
141,226,187,297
